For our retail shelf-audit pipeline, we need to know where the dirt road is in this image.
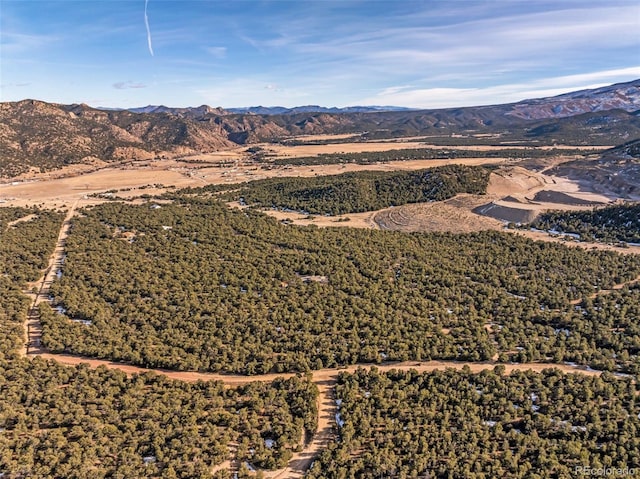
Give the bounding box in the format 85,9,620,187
31,352,603,478
23,200,78,356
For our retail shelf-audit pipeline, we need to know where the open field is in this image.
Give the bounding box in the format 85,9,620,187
257,208,379,229
0,135,610,213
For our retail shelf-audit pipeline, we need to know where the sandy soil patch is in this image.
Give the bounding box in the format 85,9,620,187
0,168,193,206
470,166,618,224
487,166,615,203
261,140,605,159
487,167,546,196
263,140,433,158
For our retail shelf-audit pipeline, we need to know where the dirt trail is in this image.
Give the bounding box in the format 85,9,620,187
23,200,78,356
31,353,604,383
569,273,640,305
263,381,335,479
510,229,640,255
6,214,38,228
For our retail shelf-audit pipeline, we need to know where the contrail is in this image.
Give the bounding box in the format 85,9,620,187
144,0,154,56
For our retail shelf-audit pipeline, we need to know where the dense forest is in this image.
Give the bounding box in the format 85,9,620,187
531,203,640,244
307,368,640,478
0,207,65,284
42,200,640,374
0,207,65,361
207,165,490,215
3,193,640,476
1,359,317,478
0,206,319,478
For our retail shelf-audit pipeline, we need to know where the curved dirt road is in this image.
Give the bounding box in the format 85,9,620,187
32,354,603,478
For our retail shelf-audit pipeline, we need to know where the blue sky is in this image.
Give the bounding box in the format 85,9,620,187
1,0,639,109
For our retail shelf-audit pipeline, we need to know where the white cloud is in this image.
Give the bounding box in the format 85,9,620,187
205,46,227,59
357,68,640,109
113,81,147,90
0,31,58,55
272,3,639,82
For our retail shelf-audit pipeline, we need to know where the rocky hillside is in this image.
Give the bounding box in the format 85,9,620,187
605,138,640,159
0,100,235,177
127,104,227,116
128,80,640,119
548,139,640,199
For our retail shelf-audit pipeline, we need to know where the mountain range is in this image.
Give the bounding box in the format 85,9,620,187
124,81,640,118
1,79,639,178
126,105,414,116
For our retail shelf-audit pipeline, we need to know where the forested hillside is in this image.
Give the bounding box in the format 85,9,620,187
307,368,640,478
2,197,640,477
0,206,318,478
42,200,640,374
531,203,640,244
213,165,490,215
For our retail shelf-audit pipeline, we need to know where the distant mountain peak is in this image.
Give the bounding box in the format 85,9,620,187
126,104,228,116
507,79,640,120
226,105,414,115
